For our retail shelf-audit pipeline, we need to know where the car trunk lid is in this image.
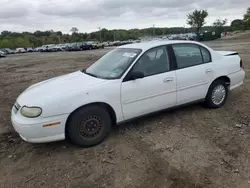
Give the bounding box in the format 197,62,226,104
216,51,239,56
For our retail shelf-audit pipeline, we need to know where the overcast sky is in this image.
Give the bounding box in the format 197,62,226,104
0,0,248,33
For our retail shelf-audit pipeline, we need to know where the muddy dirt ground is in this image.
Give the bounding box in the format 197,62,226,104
0,33,250,188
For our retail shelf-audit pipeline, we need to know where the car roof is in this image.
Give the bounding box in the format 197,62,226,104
117,40,203,51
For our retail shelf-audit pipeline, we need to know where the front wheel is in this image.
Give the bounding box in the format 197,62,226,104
66,105,112,147
204,80,228,108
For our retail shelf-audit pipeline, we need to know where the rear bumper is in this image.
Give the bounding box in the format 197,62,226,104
229,69,245,90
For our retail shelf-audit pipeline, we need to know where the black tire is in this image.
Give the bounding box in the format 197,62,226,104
204,80,228,108
66,105,112,147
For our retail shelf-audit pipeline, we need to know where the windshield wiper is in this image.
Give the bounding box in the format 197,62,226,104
82,70,99,78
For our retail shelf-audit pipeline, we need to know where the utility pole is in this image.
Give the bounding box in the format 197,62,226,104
57,36,61,44
42,36,45,45
152,24,156,38
98,27,102,42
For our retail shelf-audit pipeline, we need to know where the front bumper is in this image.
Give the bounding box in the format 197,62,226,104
11,106,68,143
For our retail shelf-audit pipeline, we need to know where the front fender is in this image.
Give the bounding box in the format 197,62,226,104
41,80,124,122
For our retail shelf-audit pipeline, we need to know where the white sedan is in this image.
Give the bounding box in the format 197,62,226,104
11,40,245,146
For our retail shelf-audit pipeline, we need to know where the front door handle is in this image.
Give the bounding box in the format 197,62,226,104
163,77,173,83
205,69,212,73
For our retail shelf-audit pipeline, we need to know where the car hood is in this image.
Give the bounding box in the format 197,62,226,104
17,71,106,106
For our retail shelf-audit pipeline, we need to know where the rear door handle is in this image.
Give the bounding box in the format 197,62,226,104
163,77,173,83
205,69,212,73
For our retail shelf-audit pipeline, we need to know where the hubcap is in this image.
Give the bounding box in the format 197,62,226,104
78,115,103,138
211,85,226,105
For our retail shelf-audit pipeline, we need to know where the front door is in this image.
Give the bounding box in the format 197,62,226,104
121,46,177,120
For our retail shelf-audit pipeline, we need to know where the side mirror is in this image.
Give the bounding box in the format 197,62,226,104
129,71,144,80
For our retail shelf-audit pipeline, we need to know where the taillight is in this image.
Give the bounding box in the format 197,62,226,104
240,59,243,68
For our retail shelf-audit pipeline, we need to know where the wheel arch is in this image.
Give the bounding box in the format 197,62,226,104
65,102,117,135
211,76,231,87
206,75,230,97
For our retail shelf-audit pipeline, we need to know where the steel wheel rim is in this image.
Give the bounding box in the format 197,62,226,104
211,85,226,105
78,115,103,138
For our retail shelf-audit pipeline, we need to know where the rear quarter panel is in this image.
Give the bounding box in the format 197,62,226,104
210,51,242,86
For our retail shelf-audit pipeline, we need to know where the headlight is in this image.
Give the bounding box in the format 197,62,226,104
20,106,42,118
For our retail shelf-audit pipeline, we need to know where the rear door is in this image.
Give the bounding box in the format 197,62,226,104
171,43,213,105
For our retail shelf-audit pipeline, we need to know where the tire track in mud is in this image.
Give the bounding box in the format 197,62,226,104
121,134,203,188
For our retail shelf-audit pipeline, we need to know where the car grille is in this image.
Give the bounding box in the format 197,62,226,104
13,102,21,114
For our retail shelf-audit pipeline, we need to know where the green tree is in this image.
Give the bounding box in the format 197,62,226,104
1,24,235,49
213,18,227,32
243,7,250,29
55,31,63,36
0,39,14,48
14,37,32,48
231,19,244,30
70,27,79,33
1,30,12,37
34,30,44,37
213,19,227,27
187,9,208,33
49,33,60,44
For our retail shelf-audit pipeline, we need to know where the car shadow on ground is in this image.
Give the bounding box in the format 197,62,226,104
114,102,204,132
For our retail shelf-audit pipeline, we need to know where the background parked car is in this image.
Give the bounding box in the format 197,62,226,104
44,46,53,52
86,42,96,49
52,45,64,52
15,48,26,53
39,44,54,52
102,42,109,47
0,50,6,57
66,43,82,51
93,42,104,49
43,45,54,52
4,48,15,54
34,47,42,52
113,41,121,46
60,43,70,51
26,48,34,52
0,48,8,54
78,42,89,50
40,46,48,52
45,45,63,52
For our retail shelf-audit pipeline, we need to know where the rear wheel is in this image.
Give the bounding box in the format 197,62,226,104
204,80,228,108
66,105,112,147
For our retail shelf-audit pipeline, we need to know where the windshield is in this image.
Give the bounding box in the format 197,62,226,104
85,48,142,79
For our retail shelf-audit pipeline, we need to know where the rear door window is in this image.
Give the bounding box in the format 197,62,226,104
172,44,203,69
200,47,211,63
